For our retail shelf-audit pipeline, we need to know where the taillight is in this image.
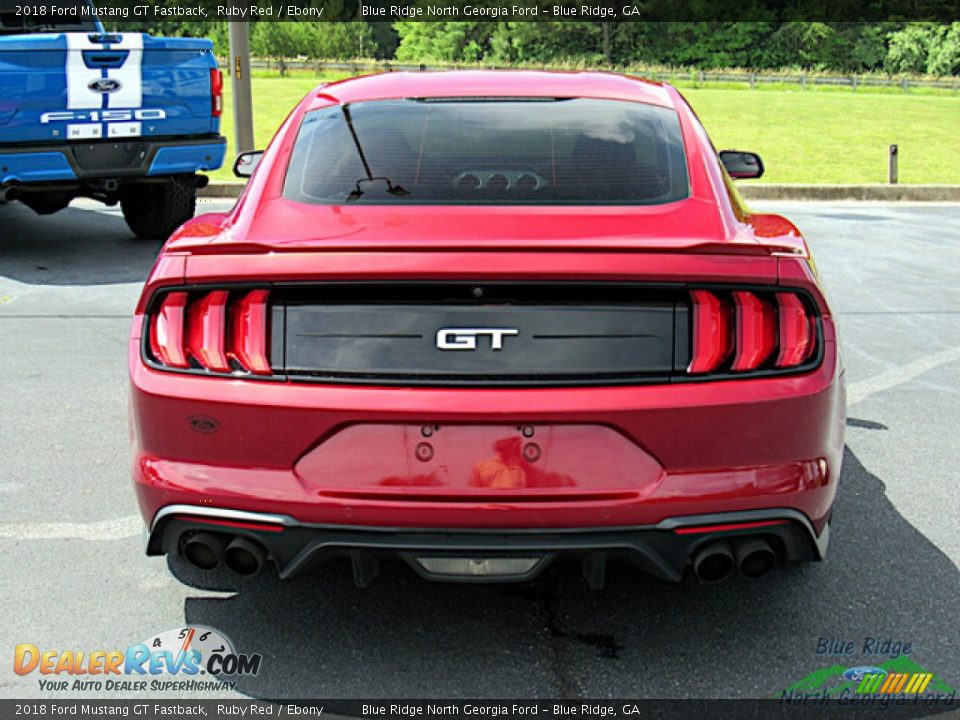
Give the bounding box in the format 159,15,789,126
149,292,189,369
776,292,815,368
688,289,816,376
210,69,223,118
688,289,731,373
731,291,776,372
147,289,271,376
186,290,230,372
228,289,272,376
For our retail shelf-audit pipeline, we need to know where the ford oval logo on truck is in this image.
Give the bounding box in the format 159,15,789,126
88,78,122,94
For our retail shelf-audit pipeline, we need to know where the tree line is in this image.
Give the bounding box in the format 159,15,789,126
111,22,960,76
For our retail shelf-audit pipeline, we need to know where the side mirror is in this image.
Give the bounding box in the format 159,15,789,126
233,151,263,178
719,150,764,180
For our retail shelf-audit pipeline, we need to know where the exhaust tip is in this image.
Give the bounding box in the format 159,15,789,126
182,532,225,571
735,538,777,579
1,185,20,202
224,537,266,577
692,541,735,583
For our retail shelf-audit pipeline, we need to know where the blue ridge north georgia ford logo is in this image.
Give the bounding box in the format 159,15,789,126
88,78,122,94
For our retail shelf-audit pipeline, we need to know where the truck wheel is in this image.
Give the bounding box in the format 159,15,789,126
121,177,197,240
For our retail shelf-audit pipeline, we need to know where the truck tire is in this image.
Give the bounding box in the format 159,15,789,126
121,177,197,240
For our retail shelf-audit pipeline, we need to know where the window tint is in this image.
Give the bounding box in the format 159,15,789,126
283,98,689,206
0,0,97,33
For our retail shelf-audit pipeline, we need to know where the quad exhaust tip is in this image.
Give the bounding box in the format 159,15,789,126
181,532,267,577
182,532,225,572
692,537,777,582
224,536,267,577
734,537,777,579
692,541,735,583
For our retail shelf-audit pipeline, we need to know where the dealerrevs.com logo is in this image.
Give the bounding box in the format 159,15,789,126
13,626,262,693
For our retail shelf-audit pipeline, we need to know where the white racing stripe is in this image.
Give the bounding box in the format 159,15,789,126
65,33,102,110
847,345,960,406
0,514,142,540
105,33,144,110
64,32,144,135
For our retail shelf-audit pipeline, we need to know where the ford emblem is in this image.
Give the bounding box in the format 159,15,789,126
88,78,122,94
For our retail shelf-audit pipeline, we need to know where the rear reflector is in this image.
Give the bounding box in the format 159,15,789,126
148,289,271,375
688,288,817,376
673,519,789,535
688,290,731,373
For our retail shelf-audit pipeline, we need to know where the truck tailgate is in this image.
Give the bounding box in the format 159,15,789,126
0,33,217,144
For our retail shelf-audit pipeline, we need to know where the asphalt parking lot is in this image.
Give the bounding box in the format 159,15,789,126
1,199,958,701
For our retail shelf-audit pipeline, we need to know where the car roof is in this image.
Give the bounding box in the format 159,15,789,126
308,70,676,109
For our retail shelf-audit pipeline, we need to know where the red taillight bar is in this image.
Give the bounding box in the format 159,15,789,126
148,289,271,376
149,292,189,368
688,290,731,374
229,289,272,375
186,290,230,372
210,68,223,118
688,288,817,375
776,292,814,368
731,291,776,372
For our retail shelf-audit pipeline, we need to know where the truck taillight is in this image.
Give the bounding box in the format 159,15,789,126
148,289,271,375
210,69,223,118
688,289,817,376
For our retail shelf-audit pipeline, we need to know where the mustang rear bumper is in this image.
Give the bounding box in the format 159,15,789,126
132,334,845,584
149,505,828,586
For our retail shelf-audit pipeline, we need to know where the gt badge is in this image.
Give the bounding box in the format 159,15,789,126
436,328,519,351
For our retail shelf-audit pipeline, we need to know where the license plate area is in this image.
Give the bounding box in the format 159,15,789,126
294,423,663,498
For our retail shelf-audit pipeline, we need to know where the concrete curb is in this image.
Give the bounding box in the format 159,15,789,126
199,182,960,202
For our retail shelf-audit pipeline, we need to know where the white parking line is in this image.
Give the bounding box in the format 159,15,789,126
0,514,142,540
848,345,960,406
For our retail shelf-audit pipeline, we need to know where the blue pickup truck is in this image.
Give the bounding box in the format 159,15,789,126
0,3,226,238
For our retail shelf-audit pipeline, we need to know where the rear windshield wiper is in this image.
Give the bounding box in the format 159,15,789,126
341,104,409,201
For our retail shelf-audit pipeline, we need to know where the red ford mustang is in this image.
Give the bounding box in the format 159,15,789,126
130,71,845,587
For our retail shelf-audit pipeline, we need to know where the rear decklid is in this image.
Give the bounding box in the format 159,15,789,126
169,196,802,258
0,30,217,143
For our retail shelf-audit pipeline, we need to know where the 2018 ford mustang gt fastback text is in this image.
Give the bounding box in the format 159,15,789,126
130,71,845,587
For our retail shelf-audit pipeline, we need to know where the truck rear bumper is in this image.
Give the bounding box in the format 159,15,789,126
0,136,225,185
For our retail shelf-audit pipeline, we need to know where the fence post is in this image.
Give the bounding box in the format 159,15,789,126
750,73,756,89
901,77,909,92
888,145,898,185
851,76,857,91
801,74,807,90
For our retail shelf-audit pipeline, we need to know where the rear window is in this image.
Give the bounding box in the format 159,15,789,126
0,0,98,33
283,98,689,206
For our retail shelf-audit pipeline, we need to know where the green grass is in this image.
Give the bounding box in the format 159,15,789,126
214,74,960,184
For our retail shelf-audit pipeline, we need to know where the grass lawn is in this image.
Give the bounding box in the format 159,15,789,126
214,74,960,184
